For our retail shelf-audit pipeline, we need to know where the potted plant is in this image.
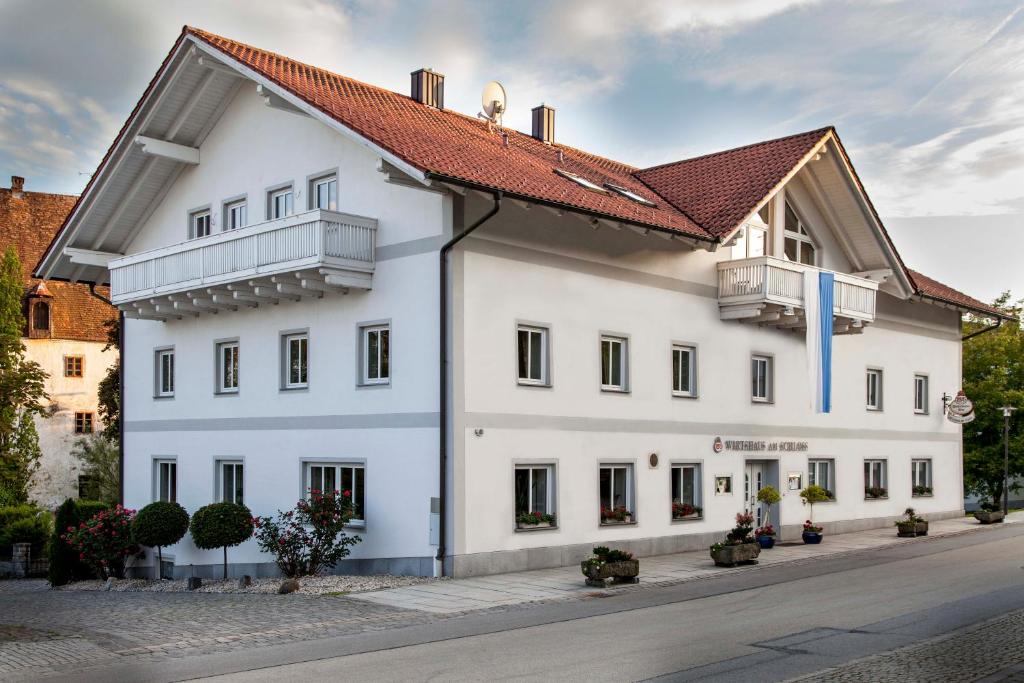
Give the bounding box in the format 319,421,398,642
709,512,760,566
581,546,639,586
912,485,933,497
974,500,1005,524
671,502,702,520
516,511,556,529
600,506,633,524
895,507,919,537
865,486,888,499
800,485,829,543
755,485,781,547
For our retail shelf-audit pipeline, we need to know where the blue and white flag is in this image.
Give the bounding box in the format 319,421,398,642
804,271,834,413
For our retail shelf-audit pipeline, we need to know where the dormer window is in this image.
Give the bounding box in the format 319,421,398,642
605,183,655,207
784,203,817,266
731,206,769,259
554,169,608,194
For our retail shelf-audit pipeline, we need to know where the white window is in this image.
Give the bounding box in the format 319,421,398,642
808,459,835,498
554,168,609,194
599,463,634,522
189,209,211,239
311,175,338,211
155,459,177,502
867,369,883,411
600,335,628,391
283,332,308,389
604,183,655,206
225,200,247,230
218,460,244,505
731,206,770,259
156,349,174,397
751,354,773,403
671,464,702,518
514,465,555,519
217,341,239,393
783,202,816,266
305,462,365,524
517,325,548,385
268,187,294,219
864,459,887,497
914,374,928,414
912,459,933,495
672,344,696,397
361,324,390,385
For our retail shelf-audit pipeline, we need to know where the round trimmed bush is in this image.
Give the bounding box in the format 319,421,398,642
133,501,189,579
189,502,253,579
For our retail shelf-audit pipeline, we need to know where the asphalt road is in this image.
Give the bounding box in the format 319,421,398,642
41,523,1024,682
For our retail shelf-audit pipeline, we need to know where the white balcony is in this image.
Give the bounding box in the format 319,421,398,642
110,209,376,319
717,256,878,334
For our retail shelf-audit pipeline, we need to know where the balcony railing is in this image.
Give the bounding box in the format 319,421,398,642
717,256,878,331
110,209,376,306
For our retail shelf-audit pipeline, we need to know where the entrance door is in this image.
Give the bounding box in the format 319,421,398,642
745,462,765,527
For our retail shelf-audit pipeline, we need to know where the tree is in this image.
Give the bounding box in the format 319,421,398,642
71,435,120,505
49,498,110,586
190,502,254,579
0,247,48,502
133,501,189,579
962,293,1024,507
756,485,781,527
800,485,830,523
98,317,119,441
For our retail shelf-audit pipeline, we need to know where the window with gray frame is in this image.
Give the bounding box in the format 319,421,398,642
599,463,634,520
189,209,211,239
672,345,696,396
361,324,389,384
268,186,294,219
217,341,239,393
218,460,244,504
864,459,887,497
751,354,772,402
912,459,932,495
155,459,177,502
156,349,174,397
310,174,337,211
866,369,883,410
671,464,702,518
600,335,627,391
282,332,308,389
517,325,548,385
305,462,364,523
914,374,928,414
514,465,554,518
225,199,247,230
808,459,835,498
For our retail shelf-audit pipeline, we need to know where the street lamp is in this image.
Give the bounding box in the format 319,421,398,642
1000,406,1016,515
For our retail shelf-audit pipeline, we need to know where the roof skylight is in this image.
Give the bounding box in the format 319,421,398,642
605,183,656,207
554,169,608,194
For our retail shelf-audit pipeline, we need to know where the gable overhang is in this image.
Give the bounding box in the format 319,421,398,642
35,29,429,285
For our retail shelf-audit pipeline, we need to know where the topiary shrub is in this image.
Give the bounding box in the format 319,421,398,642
133,502,189,579
190,502,253,579
48,499,110,586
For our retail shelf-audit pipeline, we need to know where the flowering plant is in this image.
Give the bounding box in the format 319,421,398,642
253,488,361,578
516,511,556,526
725,511,755,544
600,506,632,522
61,505,138,580
755,524,776,537
803,519,823,533
671,502,702,519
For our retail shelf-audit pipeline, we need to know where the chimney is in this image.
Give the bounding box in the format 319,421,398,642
410,68,444,109
10,176,24,198
531,104,555,144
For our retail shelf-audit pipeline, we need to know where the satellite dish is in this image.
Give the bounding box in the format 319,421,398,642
480,81,507,125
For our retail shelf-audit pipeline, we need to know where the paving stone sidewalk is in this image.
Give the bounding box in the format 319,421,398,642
352,512,1024,614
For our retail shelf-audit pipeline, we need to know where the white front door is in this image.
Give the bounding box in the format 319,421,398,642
745,462,765,527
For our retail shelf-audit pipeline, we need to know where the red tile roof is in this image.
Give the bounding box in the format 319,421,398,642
906,269,1008,319
1,184,116,343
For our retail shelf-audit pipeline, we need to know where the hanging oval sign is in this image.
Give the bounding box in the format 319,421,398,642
713,436,724,453
947,390,975,424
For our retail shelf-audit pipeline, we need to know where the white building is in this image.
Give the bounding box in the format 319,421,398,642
37,28,1007,578
1,176,117,508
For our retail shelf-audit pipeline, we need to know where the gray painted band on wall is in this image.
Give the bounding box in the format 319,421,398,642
464,411,962,443
376,234,446,261
126,411,440,432
870,316,960,342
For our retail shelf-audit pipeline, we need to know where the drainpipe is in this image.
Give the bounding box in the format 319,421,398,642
87,284,123,505
437,190,502,576
962,317,1002,342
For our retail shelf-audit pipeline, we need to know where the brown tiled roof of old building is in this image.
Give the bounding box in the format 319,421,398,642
0,178,115,342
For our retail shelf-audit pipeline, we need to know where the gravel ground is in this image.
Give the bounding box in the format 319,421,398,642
50,574,440,594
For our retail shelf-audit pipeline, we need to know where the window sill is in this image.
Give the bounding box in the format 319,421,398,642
672,392,698,400
517,380,552,389
912,494,934,498
153,395,175,400
864,496,889,501
751,399,773,405
671,515,704,523
214,391,239,397
356,382,391,390
514,524,559,533
866,408,883,413
599,520,637,527
280,386,309,393
600,387,630,394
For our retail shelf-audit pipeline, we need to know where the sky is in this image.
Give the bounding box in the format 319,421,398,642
1,0,1022,303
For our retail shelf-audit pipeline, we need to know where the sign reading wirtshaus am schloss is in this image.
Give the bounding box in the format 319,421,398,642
719,439,809,452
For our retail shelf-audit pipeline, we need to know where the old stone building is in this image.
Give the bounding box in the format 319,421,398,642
1,176,117,508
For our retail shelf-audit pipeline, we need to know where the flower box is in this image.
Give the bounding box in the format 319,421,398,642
516,520,552,530
581,559,640,587
601,515,633,525
974,510,1004,524
710,542,760,567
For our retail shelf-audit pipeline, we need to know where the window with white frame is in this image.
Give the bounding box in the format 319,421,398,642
671,464,702,518
282,332,308,389
218,460,244,504
751,354,773,402
189,209,211,239
155,348,174,397
305,462,365,523
225,199,247,230
864,459,887,497
914,374,928,414
808,459,835,499
866,369,883,410
731,206,770,259
155,459,177,502
912,459,933,496
517,325,548,385
361,324,389,385
599,463,634,522
600,335,628,391
672,344,696,397
310,174,338,211
783,202,817,265
217,341,239,393
268,186,294,219
514,465,555,522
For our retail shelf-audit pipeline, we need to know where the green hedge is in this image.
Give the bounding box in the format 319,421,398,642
0,505,52,549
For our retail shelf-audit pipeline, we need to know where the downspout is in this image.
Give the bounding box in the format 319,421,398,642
962,317,1002,342
87,283,123,504
437,190,502,576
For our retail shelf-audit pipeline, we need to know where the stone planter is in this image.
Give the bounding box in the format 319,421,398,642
974,510,1005,524
896,522,917,538
915,520,929,536
710,542,760,567
516,521,552,530
581,559,640,587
